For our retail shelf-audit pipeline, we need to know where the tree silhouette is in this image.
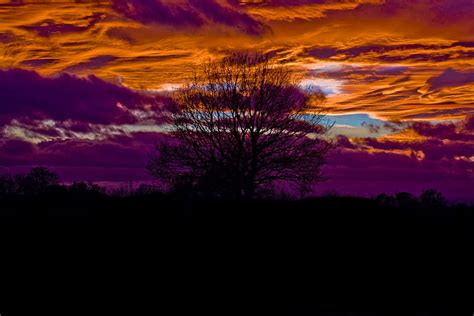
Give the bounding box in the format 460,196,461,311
420,189,447,208
16,167,60,196
395,192,419,209
0,174,16,196
148,52,332,199
69,182,106,196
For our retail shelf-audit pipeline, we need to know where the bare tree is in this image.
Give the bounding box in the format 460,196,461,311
148,52,332,199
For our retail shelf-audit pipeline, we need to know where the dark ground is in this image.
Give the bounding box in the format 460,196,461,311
1,193,473,315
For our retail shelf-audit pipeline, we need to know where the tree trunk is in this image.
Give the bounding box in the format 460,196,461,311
243,168,257,200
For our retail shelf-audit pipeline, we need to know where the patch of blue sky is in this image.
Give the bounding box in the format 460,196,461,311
326,113,385,127
302,113,394,138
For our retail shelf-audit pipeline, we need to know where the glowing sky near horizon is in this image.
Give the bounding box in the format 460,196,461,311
0,0,473,199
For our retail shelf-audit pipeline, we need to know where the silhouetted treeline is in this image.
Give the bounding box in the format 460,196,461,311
1,167,473,269
1,167,472,219
2,168,474,314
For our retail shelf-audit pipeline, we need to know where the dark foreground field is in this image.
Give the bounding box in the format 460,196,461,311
1,193,474,315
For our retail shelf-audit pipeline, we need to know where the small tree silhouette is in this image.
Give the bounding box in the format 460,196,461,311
148,52,332,199
69,182,106,196
420,189,446,208
0,174,16,196
16,167,60,196
395,192,419,209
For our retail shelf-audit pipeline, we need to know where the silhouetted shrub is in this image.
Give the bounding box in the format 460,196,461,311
375,193,397,208
13,167,60,196
395,192,419,209
0,174,16,196
420,189,447,208
69,182,106,195
134,184,161,196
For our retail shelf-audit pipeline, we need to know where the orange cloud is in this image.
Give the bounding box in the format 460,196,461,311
1,0,473,123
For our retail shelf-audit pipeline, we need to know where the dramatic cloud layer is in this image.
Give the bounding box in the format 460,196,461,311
1,0,473,200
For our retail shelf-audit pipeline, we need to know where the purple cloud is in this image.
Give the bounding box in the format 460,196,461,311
349,0,474,22
412,119,474,142
466,116,474,131
63,55,117,73
428,69,474,91
19,13,104,37
0,132,164,182
306,42,474,63
112,0,268,35
0,69,161,126
322,116,474,201
0,32,15,43
0,139,35,156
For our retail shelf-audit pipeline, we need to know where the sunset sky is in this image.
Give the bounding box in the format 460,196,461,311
0,0,473,200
